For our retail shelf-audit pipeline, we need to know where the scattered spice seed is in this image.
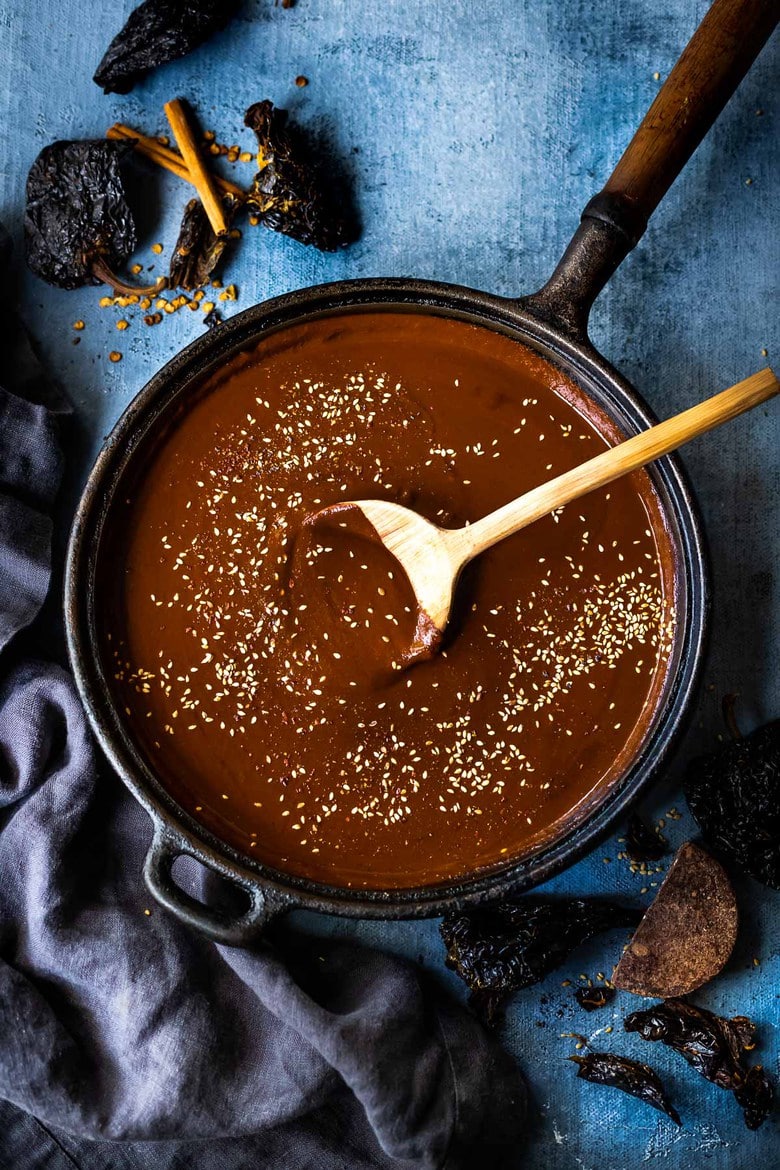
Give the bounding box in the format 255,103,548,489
73,320,85,331
116,319,129,330
109,350,122,362
575,985,615,1012
295,75,309,87
151,242,163,254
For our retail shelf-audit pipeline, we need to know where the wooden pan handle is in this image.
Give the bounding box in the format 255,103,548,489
597,0,778,242
525,0,777,339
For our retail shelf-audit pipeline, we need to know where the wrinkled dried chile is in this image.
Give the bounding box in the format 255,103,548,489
575,986,615,1012
440,898,639,1023
684,698,780,888
625,998,774,1130
570,1052,681,1125
94,0,242,95
245,100,357,251
25,140,152,293
734,1064,774,1131
625,813,667,862
169,194,240,290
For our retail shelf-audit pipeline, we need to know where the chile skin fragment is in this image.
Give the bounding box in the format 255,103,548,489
685,706,780,889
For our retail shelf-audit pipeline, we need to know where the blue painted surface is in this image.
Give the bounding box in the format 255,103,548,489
0,1,777,1166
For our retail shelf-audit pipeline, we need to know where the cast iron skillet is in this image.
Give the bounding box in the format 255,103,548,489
65,0,777,944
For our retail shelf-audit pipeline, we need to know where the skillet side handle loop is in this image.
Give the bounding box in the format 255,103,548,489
144,825,288,946
522,0,778,341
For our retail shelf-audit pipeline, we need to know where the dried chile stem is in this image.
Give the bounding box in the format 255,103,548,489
90,256,166,296
722,694,743,741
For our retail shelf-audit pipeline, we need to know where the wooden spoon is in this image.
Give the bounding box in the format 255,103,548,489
314,368,778,651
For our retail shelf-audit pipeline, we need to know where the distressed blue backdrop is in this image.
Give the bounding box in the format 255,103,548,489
0,1,777,1166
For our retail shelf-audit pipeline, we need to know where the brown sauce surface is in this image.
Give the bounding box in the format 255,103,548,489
101,311,678,889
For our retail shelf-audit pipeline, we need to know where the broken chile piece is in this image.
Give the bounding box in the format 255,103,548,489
684,697,780,888
625,813,667,863
168,194,240,291
570,1052,681,1126
734,1064,774,1131
440,898,639,1024
94,0,242,95
25,139,161,294
575,986,615,1012
244,100,356,251
625,998,774,1130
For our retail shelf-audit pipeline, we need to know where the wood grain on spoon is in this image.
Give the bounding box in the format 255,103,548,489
326,368,778,642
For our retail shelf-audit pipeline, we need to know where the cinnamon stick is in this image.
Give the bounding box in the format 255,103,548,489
164,98,228,236
107,124,245,201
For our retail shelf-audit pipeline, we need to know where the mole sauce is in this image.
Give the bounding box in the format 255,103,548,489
101,311,678,888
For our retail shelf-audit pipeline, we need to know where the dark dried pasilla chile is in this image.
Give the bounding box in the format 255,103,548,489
168,194,240,291
575,985,615,1012
625,998,754,1089
625,813,667,863
440,898,639,1023
244,100,356,251
25,140,150,292
94,0,242,95
569,1052,681,1125
684,697,780,888
625,998,774,1130
734,1064,774,1131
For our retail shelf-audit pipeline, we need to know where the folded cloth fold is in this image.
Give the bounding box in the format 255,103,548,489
0,225,526,1170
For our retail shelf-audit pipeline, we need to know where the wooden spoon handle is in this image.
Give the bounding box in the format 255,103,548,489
459,368,779,561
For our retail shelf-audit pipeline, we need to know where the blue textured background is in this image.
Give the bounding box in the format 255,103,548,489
0,1,777,1166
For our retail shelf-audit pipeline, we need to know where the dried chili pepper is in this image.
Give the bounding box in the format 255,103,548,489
440,898,639,1023
94,0,242,95
569,1052,681,1125
168,195,240,291
625,813,667,863
625,998,755,1090
575,985,615,1012
734,1064,774,1131
25,140,160,295
684,697,780,888
625,998,774,1130
244,100,357,251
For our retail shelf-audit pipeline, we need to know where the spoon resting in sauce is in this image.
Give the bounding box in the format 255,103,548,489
311,368,778,662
